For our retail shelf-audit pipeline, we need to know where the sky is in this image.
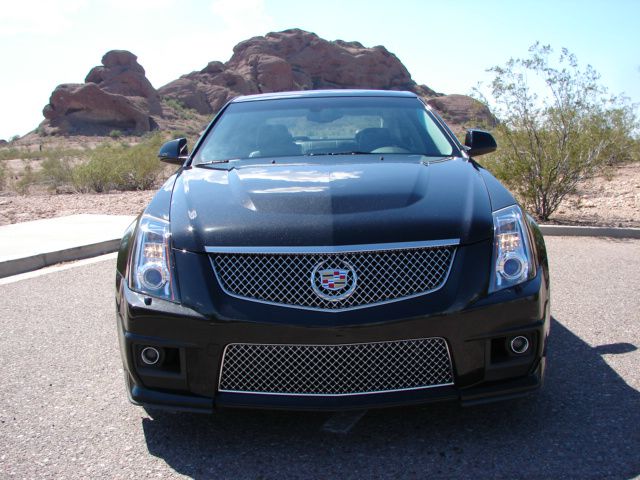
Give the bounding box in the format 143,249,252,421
0,0,638,140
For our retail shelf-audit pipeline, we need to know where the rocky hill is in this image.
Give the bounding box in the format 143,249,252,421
38,29,495,137
42,50,162,135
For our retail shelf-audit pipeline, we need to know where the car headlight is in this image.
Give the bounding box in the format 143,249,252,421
489,205,535,292
130,215,179,302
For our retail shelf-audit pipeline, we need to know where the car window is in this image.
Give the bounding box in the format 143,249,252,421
194,96,455,163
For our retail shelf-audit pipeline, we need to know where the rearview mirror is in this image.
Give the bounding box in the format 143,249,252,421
464,129,497,157
306,108,343,123
158,138,188,165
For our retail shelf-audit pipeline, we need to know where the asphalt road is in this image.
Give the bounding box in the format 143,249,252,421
0,237,638,479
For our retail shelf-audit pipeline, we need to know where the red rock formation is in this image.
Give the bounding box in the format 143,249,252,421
41,50,160,135
159,29,429,114
37,30,495,136
428,94,497,129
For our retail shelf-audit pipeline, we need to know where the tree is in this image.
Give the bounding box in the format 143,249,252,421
475,43,638,220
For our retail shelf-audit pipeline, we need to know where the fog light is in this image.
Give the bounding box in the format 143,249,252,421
141,347,161,365
510,336,530,355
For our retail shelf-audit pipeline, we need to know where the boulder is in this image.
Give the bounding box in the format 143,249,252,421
158,78,213,114
85,50,160,114
158,29,490,130
226,29,416,90
42,83,157,135
37,31,496,136
427,94,497,129
40,50,160,135
159,29,420,116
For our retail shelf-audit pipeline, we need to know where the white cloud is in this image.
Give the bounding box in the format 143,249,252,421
103,0,177,11
210,0,273,40
0,0,87,36
140,0,277,89
142,30,236,88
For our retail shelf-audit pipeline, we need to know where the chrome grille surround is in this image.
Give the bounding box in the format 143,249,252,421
208,240,458,311
218,338,454,396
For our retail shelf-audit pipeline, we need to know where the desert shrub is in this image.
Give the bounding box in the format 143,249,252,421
44,148,86,162
165,98,198,120
72,133,168,192
109,129,122,139
39,157,75,189
476,44,639,220
2,134,172,193
0,147,25,161
0,146,86,162
0,162,6,190
15,161,38,194
170,130,189,140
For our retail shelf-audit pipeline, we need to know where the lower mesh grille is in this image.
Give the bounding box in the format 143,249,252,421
218,338,454,395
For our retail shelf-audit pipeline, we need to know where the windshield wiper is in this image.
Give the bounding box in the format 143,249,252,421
196,159,232,167
305,151,374,156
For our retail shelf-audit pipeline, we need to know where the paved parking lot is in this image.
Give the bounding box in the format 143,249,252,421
0,237,638,479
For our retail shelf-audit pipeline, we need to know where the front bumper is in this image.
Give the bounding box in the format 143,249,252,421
124,359,546,413
115,250,550,413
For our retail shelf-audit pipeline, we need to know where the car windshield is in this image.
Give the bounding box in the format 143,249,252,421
193,96,456,164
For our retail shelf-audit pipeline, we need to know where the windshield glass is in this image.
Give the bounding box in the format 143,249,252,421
193,96,456,164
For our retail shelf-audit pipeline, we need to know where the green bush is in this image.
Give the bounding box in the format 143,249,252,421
40,157,75,189
5,134,172,193
475,44,639,220
109,129,122,139
165,98,198,120
15,162,37,194
71,134,168,192
0,147,24,161
0,146,86,161
0,162,6,190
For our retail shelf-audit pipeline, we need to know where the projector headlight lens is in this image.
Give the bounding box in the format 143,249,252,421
490,205,535,292
130,215,178,302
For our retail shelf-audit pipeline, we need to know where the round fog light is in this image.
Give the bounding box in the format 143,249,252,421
510,336,530,355
141,347,161,365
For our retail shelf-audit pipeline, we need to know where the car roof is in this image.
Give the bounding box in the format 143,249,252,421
231,89,418,103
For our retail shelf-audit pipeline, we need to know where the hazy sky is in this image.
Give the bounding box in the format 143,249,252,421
0,0,638,140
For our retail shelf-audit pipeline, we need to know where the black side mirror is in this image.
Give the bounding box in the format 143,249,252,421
464,129,497,157
158,138,188,165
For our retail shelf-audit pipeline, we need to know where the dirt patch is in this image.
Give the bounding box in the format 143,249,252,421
549,163,640,228
0,191,153,225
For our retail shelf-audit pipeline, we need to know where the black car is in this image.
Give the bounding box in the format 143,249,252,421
115,90,550,413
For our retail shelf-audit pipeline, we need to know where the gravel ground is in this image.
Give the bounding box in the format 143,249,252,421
549,163,640,228
0,190,153,225
0,162,638,227
0,237,638,479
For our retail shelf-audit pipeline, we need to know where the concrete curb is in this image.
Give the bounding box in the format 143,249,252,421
539,225,640,239
0,238,121,278
0,214,134,279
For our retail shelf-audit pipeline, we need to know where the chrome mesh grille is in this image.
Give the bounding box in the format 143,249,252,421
210,244,456,310
218,338,454,395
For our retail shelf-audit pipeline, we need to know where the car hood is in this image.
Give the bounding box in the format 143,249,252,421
170,156,493,251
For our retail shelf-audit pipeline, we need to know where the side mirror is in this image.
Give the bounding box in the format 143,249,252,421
158,138,188,165
464,129,497,157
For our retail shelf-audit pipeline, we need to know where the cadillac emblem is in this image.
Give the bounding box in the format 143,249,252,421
319,269,348,291
311,260,357,301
